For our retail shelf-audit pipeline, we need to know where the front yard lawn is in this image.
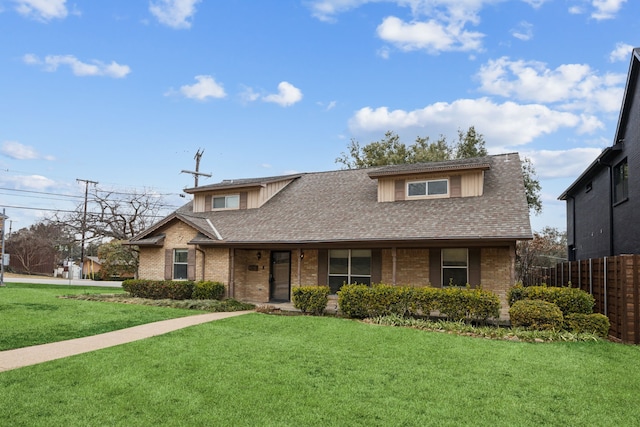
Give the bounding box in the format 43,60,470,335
1,313,639,426
0,283,207,350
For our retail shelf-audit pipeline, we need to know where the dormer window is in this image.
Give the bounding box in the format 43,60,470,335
407,179,448,198
213,194,240,209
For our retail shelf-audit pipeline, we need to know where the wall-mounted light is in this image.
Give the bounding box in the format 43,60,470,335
256,251,262,260
300,250,305,259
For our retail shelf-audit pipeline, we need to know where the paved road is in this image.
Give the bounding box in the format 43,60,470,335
2,276,123,288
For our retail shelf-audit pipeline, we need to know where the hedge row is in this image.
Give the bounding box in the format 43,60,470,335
292,286,330,315
337,284,500,322
508,284,594,316
122,280,225,300
507,284,609,337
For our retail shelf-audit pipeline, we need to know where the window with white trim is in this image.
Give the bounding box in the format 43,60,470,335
442,248,468,287
212,194,240,209
173,249,188,280
328,249,371,293
407,179,448,198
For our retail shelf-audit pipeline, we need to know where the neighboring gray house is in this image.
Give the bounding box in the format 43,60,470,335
560,48,640,260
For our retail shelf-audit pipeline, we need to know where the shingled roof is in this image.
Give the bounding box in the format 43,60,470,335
130,152,532,246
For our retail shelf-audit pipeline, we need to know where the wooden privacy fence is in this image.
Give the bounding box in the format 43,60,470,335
527,255,640,344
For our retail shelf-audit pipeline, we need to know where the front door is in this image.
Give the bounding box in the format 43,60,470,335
270,251,291,301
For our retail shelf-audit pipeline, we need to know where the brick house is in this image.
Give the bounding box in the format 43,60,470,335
559,47,640,260
129,153,532,317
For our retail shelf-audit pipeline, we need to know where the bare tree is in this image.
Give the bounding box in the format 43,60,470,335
55,187,171,242
5,222,73,275
516,227,567,285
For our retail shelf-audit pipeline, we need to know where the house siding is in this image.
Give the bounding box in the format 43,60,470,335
565,49,640,260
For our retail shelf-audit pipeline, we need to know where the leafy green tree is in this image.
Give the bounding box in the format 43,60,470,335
97,240,137,280
336,126,542,215
454,126,487,159
516,227,567,285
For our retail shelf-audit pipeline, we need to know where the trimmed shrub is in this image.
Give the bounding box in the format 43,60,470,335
337,284,371,319
565,313,610,338
509,299,564,331
292,286,330,315
192,281,225,300
122,279,194,300
508,284,594,316
337,284,501,322
437,287,501,322
412,287,439,316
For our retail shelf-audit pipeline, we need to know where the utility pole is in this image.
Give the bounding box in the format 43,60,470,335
181,149,211,187
77,179,98,280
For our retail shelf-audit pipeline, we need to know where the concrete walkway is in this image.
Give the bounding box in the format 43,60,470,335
0,310,253,372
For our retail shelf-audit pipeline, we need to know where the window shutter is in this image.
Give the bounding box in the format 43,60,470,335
317,249,328,285
164,249,173,280
371,249,382,284
429,248,441,287
187,248,196,281
240,192,248,210
450,175,461,197
394,179,405,201
204,195,212,211
469,248,481,286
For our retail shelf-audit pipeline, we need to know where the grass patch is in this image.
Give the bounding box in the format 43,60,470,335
1,314,639,426
0,283,208,350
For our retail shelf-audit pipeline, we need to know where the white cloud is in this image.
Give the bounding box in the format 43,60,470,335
239,86,260,103
609,42,634,62
1,141,54,161
348,98,585,149
13,0,67,21
263,82,303,107
523,147,604,179
23,54,131,78
476,57,625,113
176,75,226,101
377,16,484,53
2,174,57,191
510,21,533,41
591,0,627,20
308,0,370,22
149,0,200,29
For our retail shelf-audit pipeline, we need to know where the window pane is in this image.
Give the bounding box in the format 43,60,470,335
443,268,467,287
442,248,467,266
328,276,348,294
226,195,240,209
408,182,426,196
213,197,226,209
614,161,628,203
351,276,371,286
351,249,371,275
174,264,188,280
329,250,349,274
174,249,188,263
428,180,448,195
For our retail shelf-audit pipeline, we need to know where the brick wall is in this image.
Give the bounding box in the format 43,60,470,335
233,249,270,303
380,248,431,286
480,247,513,319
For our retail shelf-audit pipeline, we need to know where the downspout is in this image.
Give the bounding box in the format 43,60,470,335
568,195,576,261
597,159,615,256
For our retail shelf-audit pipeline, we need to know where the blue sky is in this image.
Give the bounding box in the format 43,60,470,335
0,0,638,234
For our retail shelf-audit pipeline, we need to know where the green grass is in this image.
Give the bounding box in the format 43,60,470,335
0,283,206,350
1,313,639,426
